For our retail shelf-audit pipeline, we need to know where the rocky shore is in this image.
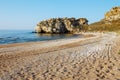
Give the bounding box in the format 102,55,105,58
0,32,120,80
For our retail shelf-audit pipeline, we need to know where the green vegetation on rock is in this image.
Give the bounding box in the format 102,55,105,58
87,19,120,32
85,6,120,32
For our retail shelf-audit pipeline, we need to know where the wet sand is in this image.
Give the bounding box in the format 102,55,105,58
0,32,120,80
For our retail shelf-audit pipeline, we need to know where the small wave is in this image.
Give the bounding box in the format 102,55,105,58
7,37,12,38
0,38,4,40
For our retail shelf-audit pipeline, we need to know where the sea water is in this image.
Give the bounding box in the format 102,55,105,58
0,30,82,44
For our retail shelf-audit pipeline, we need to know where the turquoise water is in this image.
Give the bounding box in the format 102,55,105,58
0,30,82,44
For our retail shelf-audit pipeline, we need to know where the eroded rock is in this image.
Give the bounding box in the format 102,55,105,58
35,18,88,33
105,6,120,21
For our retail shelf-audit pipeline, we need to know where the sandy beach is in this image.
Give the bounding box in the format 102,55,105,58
0,32,120,80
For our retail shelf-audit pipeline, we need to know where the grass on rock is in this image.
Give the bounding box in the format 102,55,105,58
84,19,120,32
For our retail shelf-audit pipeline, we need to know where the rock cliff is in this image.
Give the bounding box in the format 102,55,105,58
35,18,88,33
105,6,120,21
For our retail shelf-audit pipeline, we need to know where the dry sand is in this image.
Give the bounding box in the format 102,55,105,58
0,32,120,80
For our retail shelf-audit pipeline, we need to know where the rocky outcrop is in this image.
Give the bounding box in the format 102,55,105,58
105,6,120,21
35,18,88,33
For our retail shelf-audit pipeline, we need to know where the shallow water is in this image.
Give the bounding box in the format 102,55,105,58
0,30,82,44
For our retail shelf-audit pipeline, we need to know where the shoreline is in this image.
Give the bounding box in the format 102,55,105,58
0,32,95,48
0,32,120,80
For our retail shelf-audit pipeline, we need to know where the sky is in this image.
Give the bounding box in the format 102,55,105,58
0,0,120,30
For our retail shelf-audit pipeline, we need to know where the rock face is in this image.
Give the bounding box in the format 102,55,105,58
35,18,88,33
105,6,120,21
